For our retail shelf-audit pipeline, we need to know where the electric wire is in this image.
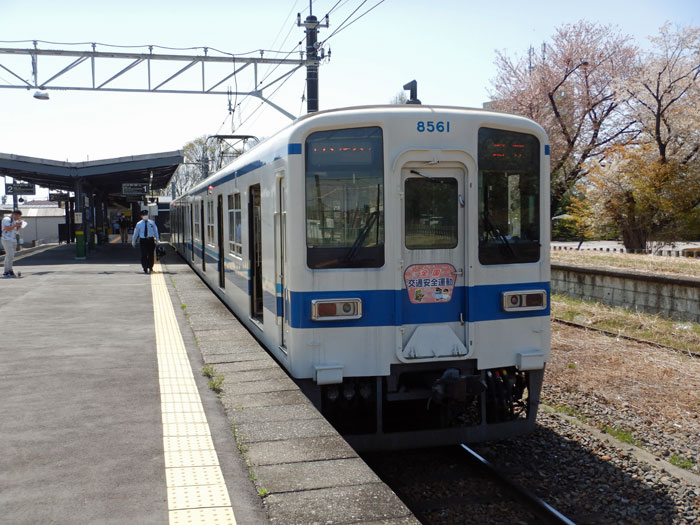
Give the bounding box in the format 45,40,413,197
0,39,293,59
322,0,368,42
321,0,384,45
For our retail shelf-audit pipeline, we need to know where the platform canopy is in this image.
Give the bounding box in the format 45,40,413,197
0,150,183,197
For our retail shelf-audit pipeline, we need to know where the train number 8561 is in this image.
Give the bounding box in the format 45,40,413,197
417,120,450,133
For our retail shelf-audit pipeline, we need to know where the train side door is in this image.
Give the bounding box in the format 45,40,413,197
189,205,195,262
200,201,206,271
249,184,263,323
399,165,469,361
217,194,225,289
275,174,287,350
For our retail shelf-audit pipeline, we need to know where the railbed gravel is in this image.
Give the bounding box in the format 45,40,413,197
472,324,700,525
372,324,700,524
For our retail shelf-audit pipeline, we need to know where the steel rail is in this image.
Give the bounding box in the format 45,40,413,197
460,444,576,525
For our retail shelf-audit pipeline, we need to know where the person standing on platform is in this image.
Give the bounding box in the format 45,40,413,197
131,210,159,274
118,213,130,244
2,209,23,278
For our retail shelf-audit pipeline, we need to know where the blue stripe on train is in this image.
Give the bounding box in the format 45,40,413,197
288,282,550,329
188,242,549,327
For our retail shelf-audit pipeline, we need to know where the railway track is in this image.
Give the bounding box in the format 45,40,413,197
362,445,575,524
551,317,700,358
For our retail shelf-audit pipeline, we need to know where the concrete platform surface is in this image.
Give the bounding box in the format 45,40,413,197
161,248,419,524
0,243,266,524
0,242,418,524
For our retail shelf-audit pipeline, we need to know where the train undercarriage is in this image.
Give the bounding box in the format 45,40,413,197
299,360,545,451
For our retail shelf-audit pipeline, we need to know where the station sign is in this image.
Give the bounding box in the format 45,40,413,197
5,182,36,195
122,183,148,196
49,192,70,202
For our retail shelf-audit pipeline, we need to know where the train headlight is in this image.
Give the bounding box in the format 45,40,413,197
311,298,362,321
501,290,547,312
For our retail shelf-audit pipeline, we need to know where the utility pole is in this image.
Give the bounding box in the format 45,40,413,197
298,2,328,113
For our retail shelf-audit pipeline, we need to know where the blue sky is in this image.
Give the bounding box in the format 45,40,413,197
0,0,698,196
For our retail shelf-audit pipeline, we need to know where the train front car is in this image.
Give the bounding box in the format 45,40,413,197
286,106,550,450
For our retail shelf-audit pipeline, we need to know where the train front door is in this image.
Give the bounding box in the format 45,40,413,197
399,165,469,361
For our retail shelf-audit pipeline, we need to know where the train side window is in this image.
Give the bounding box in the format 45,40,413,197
305,126,384,269
206,200,215,246
227,193,242,256
193,202,201,241
405,178,458,249
478,128,540,265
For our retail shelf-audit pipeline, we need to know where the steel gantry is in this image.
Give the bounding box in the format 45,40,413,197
0,41,312,119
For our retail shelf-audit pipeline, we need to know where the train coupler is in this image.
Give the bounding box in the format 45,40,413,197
430,368,486,404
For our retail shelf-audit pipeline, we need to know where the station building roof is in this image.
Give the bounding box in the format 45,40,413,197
0,150,183,196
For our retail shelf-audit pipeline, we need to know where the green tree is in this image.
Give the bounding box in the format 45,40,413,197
571,144,700,251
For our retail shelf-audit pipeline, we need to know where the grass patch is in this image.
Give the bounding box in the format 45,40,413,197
601,425,637,445
669,455,696,469
180,303,187,309
208,373,225,393
551,250,700,278
257,488,269,498
551,293,700,354
202,364,215,378
549,402,588,423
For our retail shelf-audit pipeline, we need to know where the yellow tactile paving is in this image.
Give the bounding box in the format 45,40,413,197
169,507,237,525
150,263,237,524
166,465,226,487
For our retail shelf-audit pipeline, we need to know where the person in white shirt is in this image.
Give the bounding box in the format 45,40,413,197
2,209,23,278
131,210,160,274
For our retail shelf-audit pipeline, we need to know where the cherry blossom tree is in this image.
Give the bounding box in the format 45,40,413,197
571,25,700,251
489,21,638,216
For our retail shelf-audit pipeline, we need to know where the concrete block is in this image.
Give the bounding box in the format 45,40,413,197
216,367,289,383
223,377,298,395
211,358,278,373
221,390,310,409
265,484,416,524
256,458,377,493
246,436,357,466
235,417,338,443
226,404,320,424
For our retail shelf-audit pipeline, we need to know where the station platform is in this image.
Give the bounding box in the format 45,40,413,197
0,242,417,524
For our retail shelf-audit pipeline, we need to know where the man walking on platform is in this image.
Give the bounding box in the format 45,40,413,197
131,209,159,274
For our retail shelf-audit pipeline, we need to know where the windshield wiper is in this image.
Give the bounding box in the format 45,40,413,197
345,210,379,262
484,212,515,258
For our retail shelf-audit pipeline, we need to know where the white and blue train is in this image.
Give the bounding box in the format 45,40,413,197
171,105,550,450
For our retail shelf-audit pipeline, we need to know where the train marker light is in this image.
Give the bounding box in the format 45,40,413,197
311,298,362,321
501,290,547,312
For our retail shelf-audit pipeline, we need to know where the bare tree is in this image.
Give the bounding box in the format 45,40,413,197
489,21,638,216
164,136,218,197
390,91,408,104
623,24,700,165
165,135,250,198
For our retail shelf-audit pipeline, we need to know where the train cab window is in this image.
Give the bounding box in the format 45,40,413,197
305,126,384,269
228,193,242,256
206,200,215,246
478,128,540,265
405,178,458,249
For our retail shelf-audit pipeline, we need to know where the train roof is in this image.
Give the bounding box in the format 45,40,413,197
178,104,545,198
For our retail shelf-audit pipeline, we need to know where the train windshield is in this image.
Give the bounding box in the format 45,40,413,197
305,126,384,269
478,128,540,265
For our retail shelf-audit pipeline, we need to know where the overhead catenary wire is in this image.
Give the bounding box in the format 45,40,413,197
320,0,384,45
0,39,294,59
